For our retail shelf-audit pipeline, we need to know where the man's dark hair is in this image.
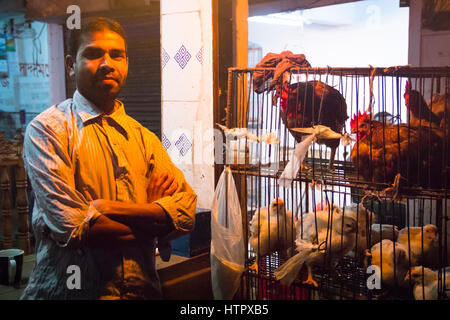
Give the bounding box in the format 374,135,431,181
68,17,128,58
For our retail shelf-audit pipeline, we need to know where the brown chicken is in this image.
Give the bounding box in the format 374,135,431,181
430,93,450,130
275,81,348,169
350,110,445,188
404,81,450,140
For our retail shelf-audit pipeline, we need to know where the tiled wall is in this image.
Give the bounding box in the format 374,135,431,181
161,0,214,209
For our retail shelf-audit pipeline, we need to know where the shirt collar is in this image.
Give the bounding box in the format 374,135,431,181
73,90,128,130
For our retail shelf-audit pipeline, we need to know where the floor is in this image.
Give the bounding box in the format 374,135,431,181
0,204,211,300
0,252,205,300
0,254,35,300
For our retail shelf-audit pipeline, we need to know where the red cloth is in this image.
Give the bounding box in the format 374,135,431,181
253,51,311,93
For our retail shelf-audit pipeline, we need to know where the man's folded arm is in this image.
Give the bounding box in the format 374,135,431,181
85,214,150,248
99,132,198,240
151,131,197,241
92,200,174,237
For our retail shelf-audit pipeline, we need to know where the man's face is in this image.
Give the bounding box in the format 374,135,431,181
69,30,128,107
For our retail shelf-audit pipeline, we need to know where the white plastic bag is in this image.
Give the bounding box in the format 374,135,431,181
210,167,245,300
278,133,315,188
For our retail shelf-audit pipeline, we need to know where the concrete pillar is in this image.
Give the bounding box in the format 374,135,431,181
160,0,215,209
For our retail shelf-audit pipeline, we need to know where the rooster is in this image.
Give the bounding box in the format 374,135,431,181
430,92,450,131
275,81,348,169
249,198,296,273
350,110,445,189
404,81,450,140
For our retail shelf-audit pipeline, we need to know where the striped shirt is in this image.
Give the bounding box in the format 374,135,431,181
21,90,197,299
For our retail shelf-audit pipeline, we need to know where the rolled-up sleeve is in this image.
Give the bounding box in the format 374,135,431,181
147,132,197,238
24,111,101,248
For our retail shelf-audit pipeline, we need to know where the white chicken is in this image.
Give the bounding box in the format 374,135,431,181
295,204,343,237
397,224,439,268
367,240,410,288
405,266,450,300
344,203,376,257
249,198,296,273
274,205,357,287
370,224,399,247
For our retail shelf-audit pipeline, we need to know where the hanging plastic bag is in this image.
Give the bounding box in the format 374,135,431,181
210,166,245,300
278,133,315,188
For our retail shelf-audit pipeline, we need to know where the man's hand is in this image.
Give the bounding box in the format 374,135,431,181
89,172,178,240
91,199,172,238
92,199,111,214
86,214,145,248
147,172,177,203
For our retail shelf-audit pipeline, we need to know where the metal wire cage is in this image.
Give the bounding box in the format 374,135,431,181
222,66,450,300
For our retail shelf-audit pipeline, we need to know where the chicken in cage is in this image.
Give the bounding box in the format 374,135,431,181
350,84,448,190
221,55,450,300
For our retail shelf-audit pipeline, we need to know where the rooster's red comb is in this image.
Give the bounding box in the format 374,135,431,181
405,80,411,94
350,110,371,130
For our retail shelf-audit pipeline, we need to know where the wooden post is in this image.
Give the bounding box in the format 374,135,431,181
14,129,30,254
15,159,30,254
1,165,13,249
